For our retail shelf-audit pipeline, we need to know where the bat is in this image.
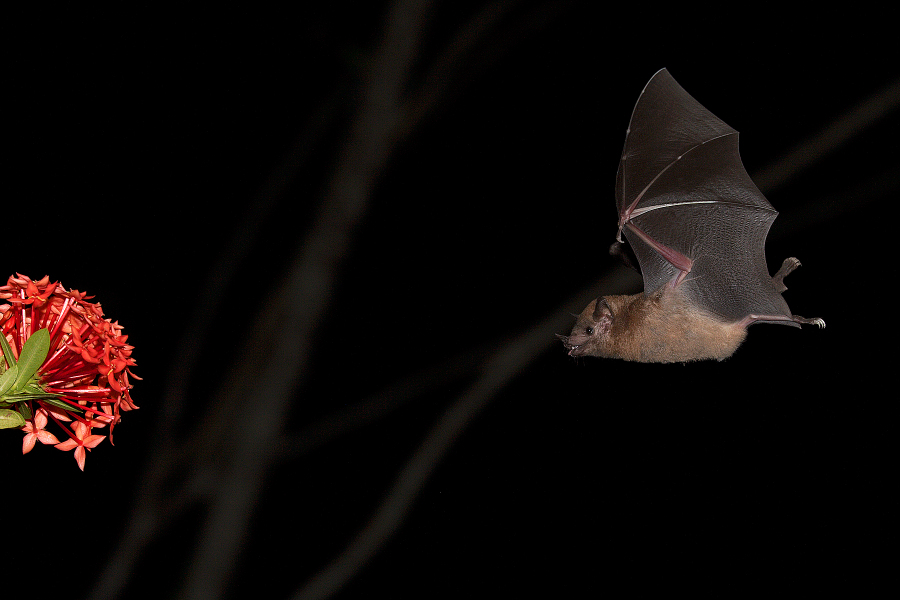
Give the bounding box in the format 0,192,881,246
558,69,824,362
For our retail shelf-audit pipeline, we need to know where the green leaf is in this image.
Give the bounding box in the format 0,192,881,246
0,408,25,429
14,329,50,391
0,364,18,395
18,402,32,420
0,331,15,370
21,381,45,394
41,396,80,414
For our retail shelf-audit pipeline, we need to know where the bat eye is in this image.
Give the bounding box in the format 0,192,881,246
584,327,594,335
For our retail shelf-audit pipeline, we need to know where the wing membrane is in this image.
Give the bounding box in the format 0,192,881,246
615,69,794,324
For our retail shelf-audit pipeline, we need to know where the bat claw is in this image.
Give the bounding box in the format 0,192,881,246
792,315,825,328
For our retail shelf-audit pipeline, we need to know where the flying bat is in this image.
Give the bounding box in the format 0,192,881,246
559,69,824,362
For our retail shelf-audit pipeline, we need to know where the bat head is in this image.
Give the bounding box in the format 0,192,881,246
557,297,615,358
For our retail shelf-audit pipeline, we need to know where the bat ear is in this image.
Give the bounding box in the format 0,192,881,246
592,298,613,321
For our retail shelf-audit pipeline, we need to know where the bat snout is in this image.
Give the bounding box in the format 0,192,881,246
556,333,588,357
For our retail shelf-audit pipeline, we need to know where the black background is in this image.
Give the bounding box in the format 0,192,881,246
5,3,895,599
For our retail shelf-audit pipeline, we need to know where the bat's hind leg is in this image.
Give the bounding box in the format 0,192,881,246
739,313,826,328
772,257,801,293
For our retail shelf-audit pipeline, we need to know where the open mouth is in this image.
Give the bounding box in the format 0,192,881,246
566,344,584,357
555,334,583,356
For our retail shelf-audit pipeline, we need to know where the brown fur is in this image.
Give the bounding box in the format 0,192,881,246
562,286,747,363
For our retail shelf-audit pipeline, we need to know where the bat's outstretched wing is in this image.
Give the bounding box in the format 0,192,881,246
614,68,795,325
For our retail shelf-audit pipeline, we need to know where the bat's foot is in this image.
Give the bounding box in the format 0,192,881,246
772,257,802,293
793,315,826,328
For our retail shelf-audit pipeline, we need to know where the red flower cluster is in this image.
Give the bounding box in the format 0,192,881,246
0,274,138,470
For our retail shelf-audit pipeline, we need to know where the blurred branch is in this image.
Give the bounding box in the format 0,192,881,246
753,76,900,193
92,2,588,597
89,0,435,598
399,0,576,137
754,76,900,243
171,2,438,599
290,274,621,600
273,0,583,464
773,163,900,239
87,70,346,600
274,344,492,460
